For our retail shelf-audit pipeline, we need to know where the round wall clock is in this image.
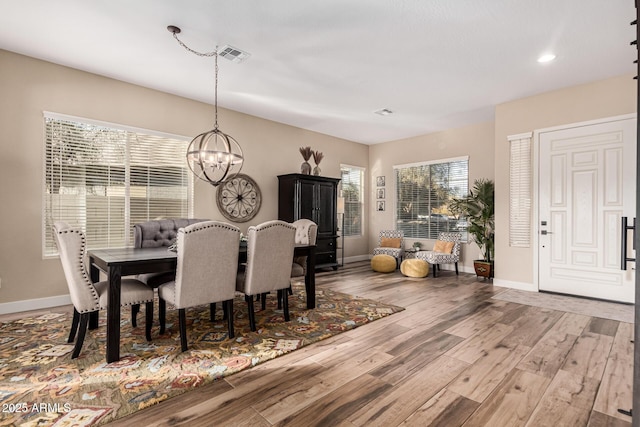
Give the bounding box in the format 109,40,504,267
216,173,262,223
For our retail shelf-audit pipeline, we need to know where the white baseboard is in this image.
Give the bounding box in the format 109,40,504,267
343,255,371,264
0,294,71,315
493,279,537,292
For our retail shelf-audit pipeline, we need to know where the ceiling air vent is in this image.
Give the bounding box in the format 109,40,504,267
219,45,251,63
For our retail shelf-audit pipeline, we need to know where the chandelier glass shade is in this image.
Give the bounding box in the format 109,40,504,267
168,25,244,186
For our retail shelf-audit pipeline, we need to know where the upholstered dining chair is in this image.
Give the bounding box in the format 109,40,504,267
237,220,296,332
372,230,405,268
291,219,318,278
130,218,206,327
52,222,154,359
415,232,462,278
157,221,240,352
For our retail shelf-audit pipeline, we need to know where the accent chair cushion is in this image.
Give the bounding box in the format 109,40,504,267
380,237,402,248
433,240,454,254
400,259,429,278
371,254,397,273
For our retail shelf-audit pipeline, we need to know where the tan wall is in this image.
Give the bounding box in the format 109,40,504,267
368,121,495,272
494,73,637,286
0,50,368,305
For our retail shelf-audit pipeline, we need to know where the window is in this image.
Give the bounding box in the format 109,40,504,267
43,113,193,256
509,133,532,247
394,157,468,239
340,165,364,236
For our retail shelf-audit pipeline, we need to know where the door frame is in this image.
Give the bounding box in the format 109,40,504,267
532,113,637,292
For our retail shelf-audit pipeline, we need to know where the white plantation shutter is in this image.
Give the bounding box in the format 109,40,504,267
340,165,364,236
509,133,532,247
43,113,193,256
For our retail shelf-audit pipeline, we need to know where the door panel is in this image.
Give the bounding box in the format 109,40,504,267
297,181,315,220
316,181,336,236
539,118,636,303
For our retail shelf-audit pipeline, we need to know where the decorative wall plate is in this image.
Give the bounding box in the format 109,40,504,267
216,173,262,223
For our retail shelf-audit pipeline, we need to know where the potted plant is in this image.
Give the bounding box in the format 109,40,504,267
449,178,495,278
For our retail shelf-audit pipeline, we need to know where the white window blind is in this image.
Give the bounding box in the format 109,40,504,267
509,133,532,247
394,157,468,239
340,165,364,236
43,113,193,256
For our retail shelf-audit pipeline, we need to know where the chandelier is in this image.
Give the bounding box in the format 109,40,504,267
168,25,244,186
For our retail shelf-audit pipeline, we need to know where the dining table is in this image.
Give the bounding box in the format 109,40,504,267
88,243,316,363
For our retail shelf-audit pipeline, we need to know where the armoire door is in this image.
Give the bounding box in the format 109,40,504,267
315,181,336,236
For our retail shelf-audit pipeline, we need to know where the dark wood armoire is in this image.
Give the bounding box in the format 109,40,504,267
277,174,341,270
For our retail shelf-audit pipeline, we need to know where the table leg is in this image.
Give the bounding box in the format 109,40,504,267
106,265,122,363
305,246,316,309
88,259,100,330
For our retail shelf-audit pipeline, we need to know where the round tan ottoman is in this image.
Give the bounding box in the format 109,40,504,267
371,254,397,273
400,258,429,278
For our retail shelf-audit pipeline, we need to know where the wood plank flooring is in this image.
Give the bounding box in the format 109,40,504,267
3,261,633,426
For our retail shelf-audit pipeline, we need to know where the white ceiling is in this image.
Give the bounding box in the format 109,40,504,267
0,0,636,144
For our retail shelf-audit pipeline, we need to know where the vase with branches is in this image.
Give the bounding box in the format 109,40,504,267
299,146,312,175
312,151,324,176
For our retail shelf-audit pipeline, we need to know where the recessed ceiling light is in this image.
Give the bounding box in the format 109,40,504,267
537,53,556,63
374,108,393,116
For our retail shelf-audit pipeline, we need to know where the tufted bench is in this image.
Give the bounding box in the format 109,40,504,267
133,218,207,248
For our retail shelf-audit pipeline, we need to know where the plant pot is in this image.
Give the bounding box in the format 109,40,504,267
474,260,493,279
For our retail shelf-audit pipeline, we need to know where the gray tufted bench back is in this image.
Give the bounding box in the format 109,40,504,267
133,218,207,248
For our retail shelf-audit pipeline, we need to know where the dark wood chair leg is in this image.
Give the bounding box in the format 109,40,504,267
88,311,99,330
433,264,438,278
145,302,153,342
261,293,267,311
210,303,216,322
68,308,80,343
131,303,140,327
246,295,257,332
288,285,293,296
225,299,234,339
72,312,89,359
159,298,166,335
282,289,290,322
179,308,188,352
455,262,459,275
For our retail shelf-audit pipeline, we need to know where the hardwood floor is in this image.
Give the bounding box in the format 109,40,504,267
4,262,633,426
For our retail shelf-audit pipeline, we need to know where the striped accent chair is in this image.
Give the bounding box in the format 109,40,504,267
416,232,462,278
372,230,405,268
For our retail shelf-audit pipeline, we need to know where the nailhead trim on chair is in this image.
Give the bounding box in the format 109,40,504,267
182,221,239,234
56,228,100,314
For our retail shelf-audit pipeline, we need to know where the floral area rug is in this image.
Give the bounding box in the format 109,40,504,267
0,282,403,426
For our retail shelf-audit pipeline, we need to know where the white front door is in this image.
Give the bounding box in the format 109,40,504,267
538,117,636,303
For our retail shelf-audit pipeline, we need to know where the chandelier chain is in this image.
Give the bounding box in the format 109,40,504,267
172,32,220,130
171,32,217,57
169,25,243,186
